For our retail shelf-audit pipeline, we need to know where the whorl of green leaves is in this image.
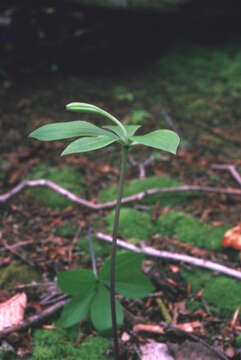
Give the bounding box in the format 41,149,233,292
29,102,180,155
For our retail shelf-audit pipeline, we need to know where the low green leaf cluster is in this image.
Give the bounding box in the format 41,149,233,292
29,102,179,156
57,252,154,334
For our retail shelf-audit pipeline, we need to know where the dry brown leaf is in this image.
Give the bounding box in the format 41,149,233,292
222,224,241,249
0,292,27,330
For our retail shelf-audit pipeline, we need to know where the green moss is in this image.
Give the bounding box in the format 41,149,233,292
27,164,85,209
0,170,5,181
156,211,189,237
29,328,112,360
157,211,227,251
182,268,241,316
77,236,111,259
98,176,190,207
181,268,213,293
204,276,241,316
0,261,41,289
105,208,155,239
185,299,202,313
58,225,76,238
235,333,241,347
156,43,241,129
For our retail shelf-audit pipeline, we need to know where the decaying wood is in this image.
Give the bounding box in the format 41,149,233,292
0,179,240,210
96,232,241,280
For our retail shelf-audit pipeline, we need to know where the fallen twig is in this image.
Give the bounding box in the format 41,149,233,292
0,299,68,339
96,232,241,280
0,240,33,252
3,240,36,267
212,164,241,186
128,154,168,179
0,179,240,209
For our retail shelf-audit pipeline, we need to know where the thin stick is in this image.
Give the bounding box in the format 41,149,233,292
0,240,33,252
110,146,129,360
88,225,97,277
0,179,240,208
212,164,241,186
3,240,36,267
96,232,241,280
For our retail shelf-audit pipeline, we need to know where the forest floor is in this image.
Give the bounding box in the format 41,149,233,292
0,38,241,359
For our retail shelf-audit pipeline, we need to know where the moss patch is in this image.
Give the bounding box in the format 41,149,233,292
105,208,155,239
77,236,112,260
157,211,227,251
182,268,241,316
235,333,241,347
98,176,190,207
27,164,85,209
155,43,241,135
57,224,76,238
0,261,41,289
28,328,112,360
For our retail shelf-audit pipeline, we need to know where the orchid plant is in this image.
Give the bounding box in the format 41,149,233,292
29,103,179,360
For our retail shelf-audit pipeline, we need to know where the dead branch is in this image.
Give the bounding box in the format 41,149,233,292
0,179,240,210
96,232,241,280
212,164,241,186
0,240,33,252
0,299,68,340
3,240,36,267
128,154,167,179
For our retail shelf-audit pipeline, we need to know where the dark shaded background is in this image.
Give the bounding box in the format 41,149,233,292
1,0,241,77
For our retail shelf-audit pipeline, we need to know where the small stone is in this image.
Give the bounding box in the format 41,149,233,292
140,341,174,360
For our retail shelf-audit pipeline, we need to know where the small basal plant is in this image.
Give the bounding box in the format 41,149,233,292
29,102,179,359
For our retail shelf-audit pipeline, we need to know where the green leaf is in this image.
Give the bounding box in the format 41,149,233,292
61,136,118,156
99,252,154,299
29,121,117,141
66,103,128,141
57,269,96,296
57,288,96,328
90,285,123,335
104,125,141,137
66,102,103,114
130,129,180,154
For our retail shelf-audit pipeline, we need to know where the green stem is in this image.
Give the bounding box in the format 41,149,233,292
110,145,129,360
100,109,128,142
